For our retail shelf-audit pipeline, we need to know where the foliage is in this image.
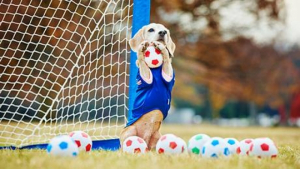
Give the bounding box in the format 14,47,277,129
151,0,300,117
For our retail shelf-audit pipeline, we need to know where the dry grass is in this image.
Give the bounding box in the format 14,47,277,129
1,124,300,169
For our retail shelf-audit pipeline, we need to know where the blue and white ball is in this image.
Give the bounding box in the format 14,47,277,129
202,137,231,158
47,135,79,157
187,134,210,155
224,138,240,155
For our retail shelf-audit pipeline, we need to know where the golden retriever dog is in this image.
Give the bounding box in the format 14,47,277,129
120,23,176,150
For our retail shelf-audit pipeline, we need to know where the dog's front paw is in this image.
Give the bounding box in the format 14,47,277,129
152,41,166,51
152,41,169,60
138,41,150,53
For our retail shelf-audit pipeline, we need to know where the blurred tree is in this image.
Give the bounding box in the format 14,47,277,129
151,0,300,121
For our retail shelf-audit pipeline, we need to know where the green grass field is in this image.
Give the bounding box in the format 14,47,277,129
0,124,299,169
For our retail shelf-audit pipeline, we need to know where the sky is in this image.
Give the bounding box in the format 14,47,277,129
158,0,300,47
284,0,300,45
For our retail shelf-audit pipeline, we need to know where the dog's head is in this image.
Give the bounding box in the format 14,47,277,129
129,23,176,57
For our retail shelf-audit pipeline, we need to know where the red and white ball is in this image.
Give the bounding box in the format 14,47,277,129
187,134,210,155
177,136,188,154
122,136,148,154
69,131,92,152
144,45,163,68
224,138,240,155
202,137,231,158
156,134,185,155
237,138,253,155
249,138,278,158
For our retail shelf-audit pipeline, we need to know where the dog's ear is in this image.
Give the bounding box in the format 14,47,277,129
129,26,146,52
166,32,176,57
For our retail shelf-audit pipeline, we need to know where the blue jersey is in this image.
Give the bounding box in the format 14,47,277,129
126,66,175,126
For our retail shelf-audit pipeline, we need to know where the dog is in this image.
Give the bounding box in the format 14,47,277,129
120,23,176,150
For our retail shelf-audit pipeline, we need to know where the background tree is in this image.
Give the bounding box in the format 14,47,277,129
151,0,300,123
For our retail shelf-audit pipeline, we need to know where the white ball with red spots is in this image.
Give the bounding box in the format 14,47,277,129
177,136,188,154
122,136,148,154
237,138,253,155
69,131,92,152
156,134,185,155
249,138,278,158
144,45,163,68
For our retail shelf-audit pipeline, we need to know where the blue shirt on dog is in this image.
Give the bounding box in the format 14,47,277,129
126,65,175,127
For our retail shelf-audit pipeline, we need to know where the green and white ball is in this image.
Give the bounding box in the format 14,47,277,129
187,134,210,155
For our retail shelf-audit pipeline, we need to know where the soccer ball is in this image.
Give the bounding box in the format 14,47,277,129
249,138,278,158
47,135,79,157
144,45,163,68
177,136,188,154
202,137,230,158
187,134,210,155
156,134,184,155
224,138,240,155
122,136,148,154
69,131,92,152
237,138,253,155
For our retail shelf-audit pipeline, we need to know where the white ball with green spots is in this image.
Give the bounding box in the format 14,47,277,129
187,134,210,155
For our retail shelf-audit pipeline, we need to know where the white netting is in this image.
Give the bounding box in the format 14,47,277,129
0,0,133,146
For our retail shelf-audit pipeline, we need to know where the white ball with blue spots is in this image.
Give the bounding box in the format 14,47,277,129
224,138,240,154
202,137,231,158
47,135,79,157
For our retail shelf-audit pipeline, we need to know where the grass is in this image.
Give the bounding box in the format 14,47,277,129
0,124,300,169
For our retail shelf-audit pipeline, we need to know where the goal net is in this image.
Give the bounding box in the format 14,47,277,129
0,0,133,148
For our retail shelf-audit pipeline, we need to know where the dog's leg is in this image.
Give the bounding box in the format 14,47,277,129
152,41,173,78
148,127,162,150
142,126,153,148
137,41,153,82
119,125,137,149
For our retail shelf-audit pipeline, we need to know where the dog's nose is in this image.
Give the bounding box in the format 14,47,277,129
158,31,166,37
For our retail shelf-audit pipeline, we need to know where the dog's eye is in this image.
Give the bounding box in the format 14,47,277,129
164,30,167,34
148,28,154,32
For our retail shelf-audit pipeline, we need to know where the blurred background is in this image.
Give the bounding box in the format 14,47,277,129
1,0,300,127
150,0,300,127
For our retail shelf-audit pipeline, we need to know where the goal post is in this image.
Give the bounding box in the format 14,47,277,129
128,0,151,123
0,0,150,150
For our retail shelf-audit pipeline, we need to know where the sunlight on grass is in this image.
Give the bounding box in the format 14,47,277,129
0,124,299,169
